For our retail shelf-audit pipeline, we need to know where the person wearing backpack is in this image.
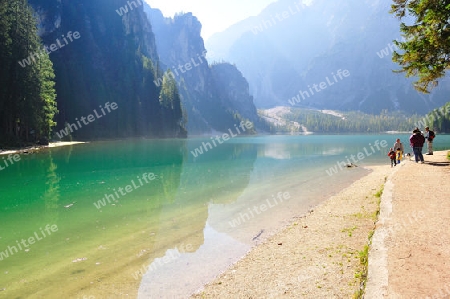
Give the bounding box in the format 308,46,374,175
424,127,435,155
410,128,425,163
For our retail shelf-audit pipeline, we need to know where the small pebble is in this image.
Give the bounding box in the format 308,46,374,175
72,257,87,263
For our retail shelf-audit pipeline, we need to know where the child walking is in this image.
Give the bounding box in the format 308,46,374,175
388,148,396,167
393,138,404,164
396,148,402,164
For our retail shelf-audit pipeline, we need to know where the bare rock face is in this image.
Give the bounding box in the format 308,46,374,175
28,0,264,137
145,5,262,134
27,0,184,138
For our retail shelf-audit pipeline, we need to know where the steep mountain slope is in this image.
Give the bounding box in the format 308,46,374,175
206,0,450,114
27,0,185,139
144,5,263,134
210,63,258,123
22,0,262,139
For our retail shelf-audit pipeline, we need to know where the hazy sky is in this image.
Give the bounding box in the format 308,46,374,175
144,0,279,40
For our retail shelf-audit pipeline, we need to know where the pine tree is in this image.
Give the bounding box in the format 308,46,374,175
0,0,57,146
159,70,186,137
391,0,450,93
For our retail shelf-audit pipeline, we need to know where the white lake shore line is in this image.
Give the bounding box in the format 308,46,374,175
0,141,86,156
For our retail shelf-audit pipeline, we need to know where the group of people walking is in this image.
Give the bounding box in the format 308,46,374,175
388,127,435,166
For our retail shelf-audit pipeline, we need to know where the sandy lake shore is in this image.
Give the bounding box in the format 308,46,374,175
192,150,450,298
192,165,392,298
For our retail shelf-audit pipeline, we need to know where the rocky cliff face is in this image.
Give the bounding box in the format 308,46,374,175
27,0,187,139
145,5,262,134
26,0,267,137
206,0,450,114
210,63,258,122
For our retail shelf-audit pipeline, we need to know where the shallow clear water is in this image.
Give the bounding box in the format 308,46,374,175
1,134,449,298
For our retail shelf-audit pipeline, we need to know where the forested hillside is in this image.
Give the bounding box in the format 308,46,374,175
424,102,450,133
0,0,187,146
0,0,58,146
260,108,423,133
1,0,267,147
27,0,186,141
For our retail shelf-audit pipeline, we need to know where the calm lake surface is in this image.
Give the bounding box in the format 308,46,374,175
1,134,449,298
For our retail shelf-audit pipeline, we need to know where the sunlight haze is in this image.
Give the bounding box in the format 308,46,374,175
145,0,278,40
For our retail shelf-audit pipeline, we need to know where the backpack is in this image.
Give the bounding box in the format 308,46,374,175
428,130,435,141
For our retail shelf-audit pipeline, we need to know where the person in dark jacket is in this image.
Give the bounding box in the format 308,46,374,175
387,148,397,167
424,126,435,155
409,128,425,163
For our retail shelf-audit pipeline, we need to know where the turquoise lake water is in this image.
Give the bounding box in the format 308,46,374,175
1,134,449,298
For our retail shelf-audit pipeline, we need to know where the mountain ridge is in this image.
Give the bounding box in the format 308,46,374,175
15,0,263,140
144,4,265,134
206,0,450,114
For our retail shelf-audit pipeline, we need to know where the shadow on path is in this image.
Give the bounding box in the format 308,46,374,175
426,161,450,166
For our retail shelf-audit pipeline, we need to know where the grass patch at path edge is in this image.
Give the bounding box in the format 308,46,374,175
353,184,384,299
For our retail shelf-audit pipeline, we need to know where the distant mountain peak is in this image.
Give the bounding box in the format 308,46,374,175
206,0,450,114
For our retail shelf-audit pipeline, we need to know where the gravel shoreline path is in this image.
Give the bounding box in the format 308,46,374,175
366,150,450,298
192,150,450,298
